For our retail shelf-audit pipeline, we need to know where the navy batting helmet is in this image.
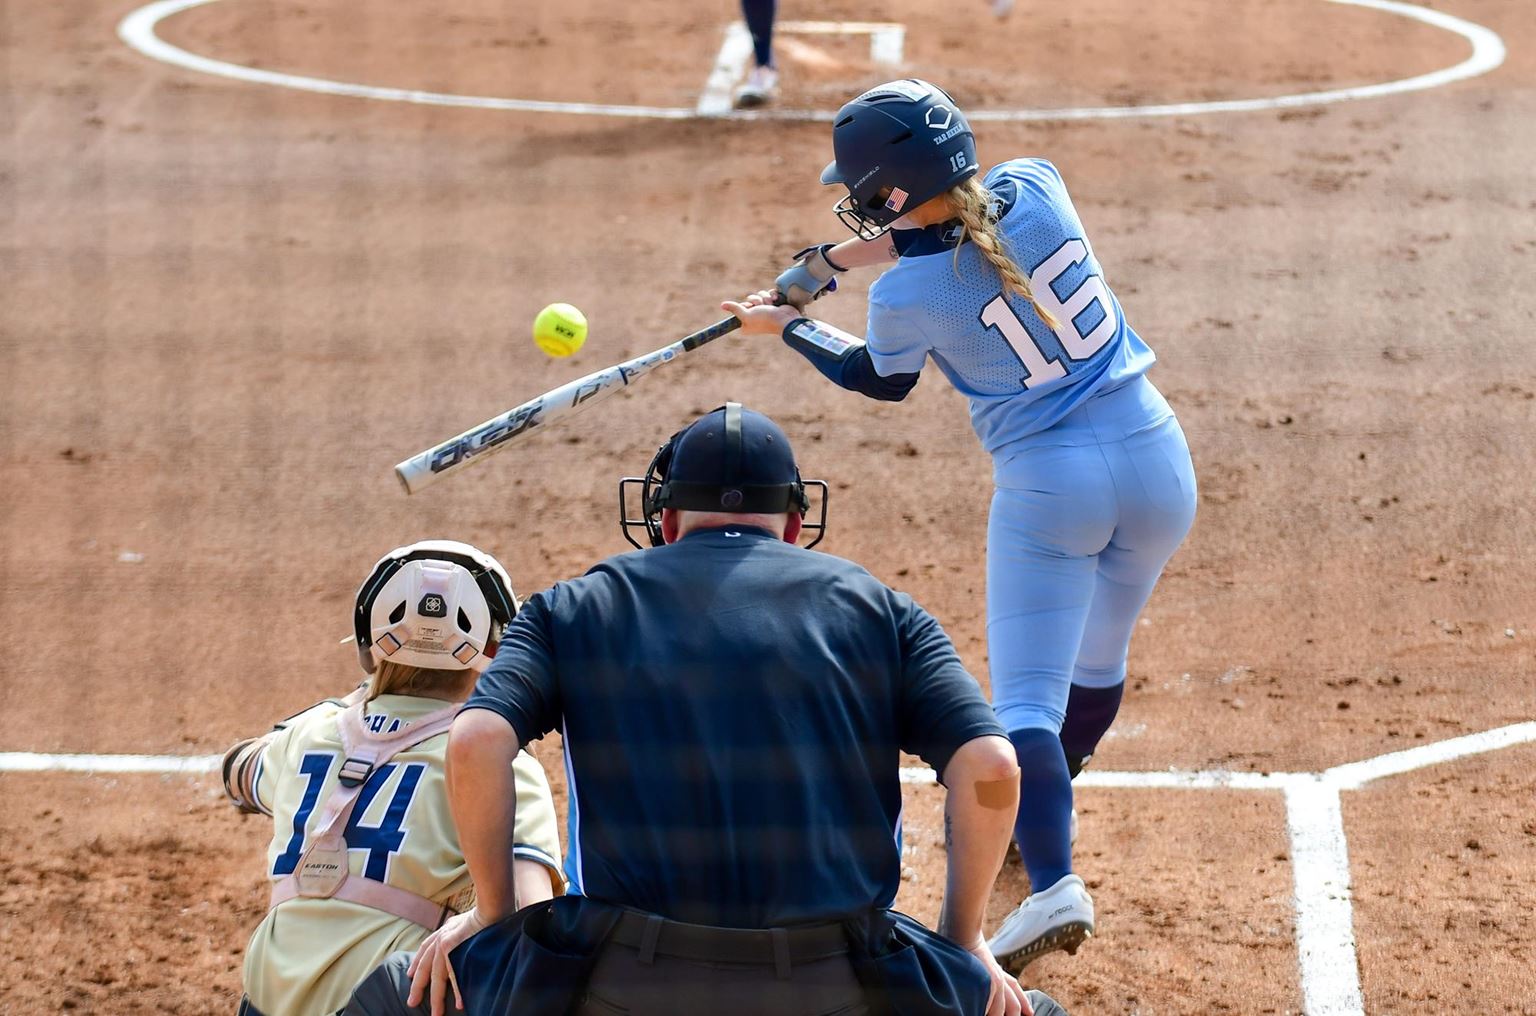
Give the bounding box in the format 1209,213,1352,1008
820,79,978,239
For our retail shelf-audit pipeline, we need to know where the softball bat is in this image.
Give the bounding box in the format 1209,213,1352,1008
394,316,741,494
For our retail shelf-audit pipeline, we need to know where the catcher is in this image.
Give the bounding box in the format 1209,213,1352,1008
222,540,563,1016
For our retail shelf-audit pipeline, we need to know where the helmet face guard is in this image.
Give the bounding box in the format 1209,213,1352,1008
832,192,893,241
617,404,829,550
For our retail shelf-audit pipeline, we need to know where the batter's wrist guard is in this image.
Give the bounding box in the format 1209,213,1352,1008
808,243,850,273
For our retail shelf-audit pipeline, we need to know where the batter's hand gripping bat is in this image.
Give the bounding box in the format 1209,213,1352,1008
394,316,742,494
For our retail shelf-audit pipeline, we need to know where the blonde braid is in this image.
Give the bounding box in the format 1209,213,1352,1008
366,620,502,701
369,661,472,702
949,177,1059,330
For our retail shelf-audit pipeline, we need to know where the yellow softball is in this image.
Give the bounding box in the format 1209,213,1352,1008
532,303,588,357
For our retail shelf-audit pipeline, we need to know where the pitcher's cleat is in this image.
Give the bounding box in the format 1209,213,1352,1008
734,65,779,109
988,873,1095,974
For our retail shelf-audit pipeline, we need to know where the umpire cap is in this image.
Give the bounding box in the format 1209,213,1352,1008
620,403,829,550
654,403,807,514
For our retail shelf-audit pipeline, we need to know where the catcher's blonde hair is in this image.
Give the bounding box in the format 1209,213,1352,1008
947,177,1059,330
368,661,476,703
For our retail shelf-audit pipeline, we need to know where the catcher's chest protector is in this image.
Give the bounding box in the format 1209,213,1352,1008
268,702,459,929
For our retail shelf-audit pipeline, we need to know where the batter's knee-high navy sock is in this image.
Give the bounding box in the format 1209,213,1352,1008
1059,682,1125,775
1008,728,1075,893
741,0,777,67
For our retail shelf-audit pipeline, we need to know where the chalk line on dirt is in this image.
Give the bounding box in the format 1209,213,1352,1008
118,0,1505,123
0,751,220,774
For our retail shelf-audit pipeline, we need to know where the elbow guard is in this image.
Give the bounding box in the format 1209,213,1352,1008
221,736,273,816
782,318,919,401
783,317,864,367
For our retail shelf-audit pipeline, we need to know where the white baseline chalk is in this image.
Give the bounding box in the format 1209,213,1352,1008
0,751,220,774
776,21,905,66
775,21,904,34
1286,779,1365,1015
118,0,696,121
119,0,1504,123
1325,720,1536,789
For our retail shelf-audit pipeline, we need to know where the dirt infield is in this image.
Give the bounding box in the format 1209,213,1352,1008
2,0,1534,1011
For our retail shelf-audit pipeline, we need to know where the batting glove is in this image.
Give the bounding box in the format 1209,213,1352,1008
776,244,846,308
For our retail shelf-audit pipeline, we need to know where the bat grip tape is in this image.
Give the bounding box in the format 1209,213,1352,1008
680,317,742,352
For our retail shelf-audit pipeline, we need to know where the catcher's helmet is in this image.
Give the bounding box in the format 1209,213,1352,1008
619,403,828,549
820,79,978,240
352,540,518,675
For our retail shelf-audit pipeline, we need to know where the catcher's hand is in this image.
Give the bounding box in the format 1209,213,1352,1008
775,244,845,308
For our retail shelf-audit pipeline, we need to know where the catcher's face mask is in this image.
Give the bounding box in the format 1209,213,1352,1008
618,403,829,550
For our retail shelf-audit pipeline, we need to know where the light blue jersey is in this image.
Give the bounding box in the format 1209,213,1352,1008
866,158,1156,458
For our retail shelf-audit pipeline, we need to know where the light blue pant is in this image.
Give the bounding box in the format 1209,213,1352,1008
988,378,1197,734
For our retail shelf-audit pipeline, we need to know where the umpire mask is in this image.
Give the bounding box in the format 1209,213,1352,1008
619,403,828,549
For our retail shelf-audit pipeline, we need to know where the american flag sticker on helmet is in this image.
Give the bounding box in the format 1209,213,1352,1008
885,187,908,212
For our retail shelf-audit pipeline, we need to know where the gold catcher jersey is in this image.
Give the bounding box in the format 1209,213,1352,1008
242,694,562,1016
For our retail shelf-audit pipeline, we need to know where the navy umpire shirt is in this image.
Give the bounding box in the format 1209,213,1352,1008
465,525,1005,928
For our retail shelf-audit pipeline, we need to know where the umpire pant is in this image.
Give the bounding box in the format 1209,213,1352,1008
338,935,1074,1016
575,911,866,1016
337,941,862,1016
573,947,1070,1016
341,952,428,1016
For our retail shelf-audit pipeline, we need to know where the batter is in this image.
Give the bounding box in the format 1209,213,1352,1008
724,78,1198,973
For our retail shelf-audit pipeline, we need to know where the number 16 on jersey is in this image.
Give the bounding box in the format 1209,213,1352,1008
981,237,1117,389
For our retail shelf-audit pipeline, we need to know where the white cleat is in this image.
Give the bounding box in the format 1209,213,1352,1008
734,65,779,109
988,874,1095,974
1069,808,1078,845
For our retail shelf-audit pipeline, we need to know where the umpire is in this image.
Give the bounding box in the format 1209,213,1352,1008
407,404,1067,1016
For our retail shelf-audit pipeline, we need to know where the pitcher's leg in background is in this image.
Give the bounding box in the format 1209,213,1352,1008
735,0,779,108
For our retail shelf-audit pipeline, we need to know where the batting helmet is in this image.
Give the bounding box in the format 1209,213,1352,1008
352,540,518,674
820,79,978,239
